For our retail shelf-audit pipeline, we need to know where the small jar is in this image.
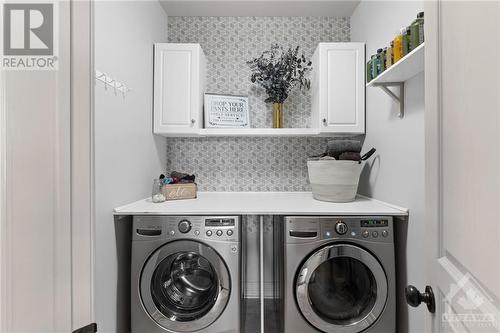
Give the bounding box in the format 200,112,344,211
382,47,388,71
367,59,373,82
371,54,378,79
403,27,411,55
410,20,420,50
152,179,166,203
376,48,384,74
387,42,394,68
393,30,404,63
416,12,424,44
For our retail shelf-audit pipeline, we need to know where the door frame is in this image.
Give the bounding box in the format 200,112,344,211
424,0,441,332
71,0,95,331
0,1,95,331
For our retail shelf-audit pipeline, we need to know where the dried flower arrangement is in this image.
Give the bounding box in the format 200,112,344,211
247,44,312,104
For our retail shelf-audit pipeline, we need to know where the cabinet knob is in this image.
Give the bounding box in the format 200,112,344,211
191,119,196,126
322,118,327,126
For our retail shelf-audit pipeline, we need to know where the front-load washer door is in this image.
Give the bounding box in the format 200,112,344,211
296,244,387,333
140,240,231,332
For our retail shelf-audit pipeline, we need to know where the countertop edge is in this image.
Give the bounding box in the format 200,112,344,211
113,192,409,216
356,194,410,214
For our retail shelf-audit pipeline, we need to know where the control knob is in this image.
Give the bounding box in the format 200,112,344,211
178,220,192,234
335,221,348,235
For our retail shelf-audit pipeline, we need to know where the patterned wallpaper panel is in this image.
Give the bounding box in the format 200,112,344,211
166,17,351,192
166,137,330,191
167,16,350,128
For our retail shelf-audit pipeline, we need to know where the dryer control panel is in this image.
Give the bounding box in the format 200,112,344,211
133,215,240,242
285,216,393,244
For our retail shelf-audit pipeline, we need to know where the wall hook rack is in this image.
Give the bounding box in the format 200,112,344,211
371,82,405,118
95,69,132,97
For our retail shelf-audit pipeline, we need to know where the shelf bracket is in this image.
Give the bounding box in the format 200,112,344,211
372,82,405,118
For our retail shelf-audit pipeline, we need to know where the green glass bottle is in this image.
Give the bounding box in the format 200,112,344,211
371,54,378,79
410,12,424,49
410,22,420,50
416,12,424,44
367,59,373,82
376,48,384,74
382,47,388,71
403,27,411,55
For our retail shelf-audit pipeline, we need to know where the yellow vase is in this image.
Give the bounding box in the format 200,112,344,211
272,103,284,128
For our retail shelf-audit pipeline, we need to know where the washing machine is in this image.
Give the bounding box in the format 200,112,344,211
283,216,396,333
132,215,240,333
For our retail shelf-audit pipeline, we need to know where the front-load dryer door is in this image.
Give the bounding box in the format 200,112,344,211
296,244,387,333
140,240,231,332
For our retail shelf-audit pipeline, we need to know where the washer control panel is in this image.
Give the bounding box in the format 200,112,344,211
285,216,393,244
359,218,390,240
133,215,239,242
323,217,392,242
204,217,237,240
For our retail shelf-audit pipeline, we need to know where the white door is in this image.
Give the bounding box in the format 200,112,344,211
413,1,500,332
0,1,94,332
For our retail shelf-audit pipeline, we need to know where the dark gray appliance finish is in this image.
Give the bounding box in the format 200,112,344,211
282,216,396,333
131,216,241,333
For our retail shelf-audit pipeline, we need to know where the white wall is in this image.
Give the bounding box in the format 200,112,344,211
351,2,425,333
94,2,167,332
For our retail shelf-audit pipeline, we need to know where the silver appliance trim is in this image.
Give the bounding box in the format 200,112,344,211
140,239,231,332
295,243,388,333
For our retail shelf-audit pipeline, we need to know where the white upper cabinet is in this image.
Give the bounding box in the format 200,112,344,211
312,43,365,134
153,42,364,137
154,43,206,135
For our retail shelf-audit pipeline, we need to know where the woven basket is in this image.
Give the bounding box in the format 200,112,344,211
307,160,362,202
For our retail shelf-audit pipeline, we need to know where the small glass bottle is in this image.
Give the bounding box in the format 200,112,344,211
371,54,378,79
152,179,166,203
382,47,388,71
386,42,394,68
416,12,424,44
367,59,373,82
403,27,411,56
376,48,384,74
393,30,403,63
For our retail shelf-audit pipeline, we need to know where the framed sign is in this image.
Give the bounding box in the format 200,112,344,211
204,94,250,128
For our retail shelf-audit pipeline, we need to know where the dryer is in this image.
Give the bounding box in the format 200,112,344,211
131,215,240,333
283,216,396,333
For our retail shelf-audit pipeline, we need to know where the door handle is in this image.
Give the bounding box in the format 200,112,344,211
405,285,436,313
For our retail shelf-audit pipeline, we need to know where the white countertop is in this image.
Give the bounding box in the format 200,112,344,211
114,192,408,216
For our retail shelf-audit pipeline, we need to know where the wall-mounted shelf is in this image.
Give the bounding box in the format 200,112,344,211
154,43,366,137
366,43,425,118
199,128,320,137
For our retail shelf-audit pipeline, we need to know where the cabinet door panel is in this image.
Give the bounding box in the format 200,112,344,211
161,50,192,127
154,44,204,135
327,49,358,126
316,43,365,134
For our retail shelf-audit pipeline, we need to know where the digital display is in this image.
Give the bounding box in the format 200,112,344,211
360,219,388,227
205,218,235,227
